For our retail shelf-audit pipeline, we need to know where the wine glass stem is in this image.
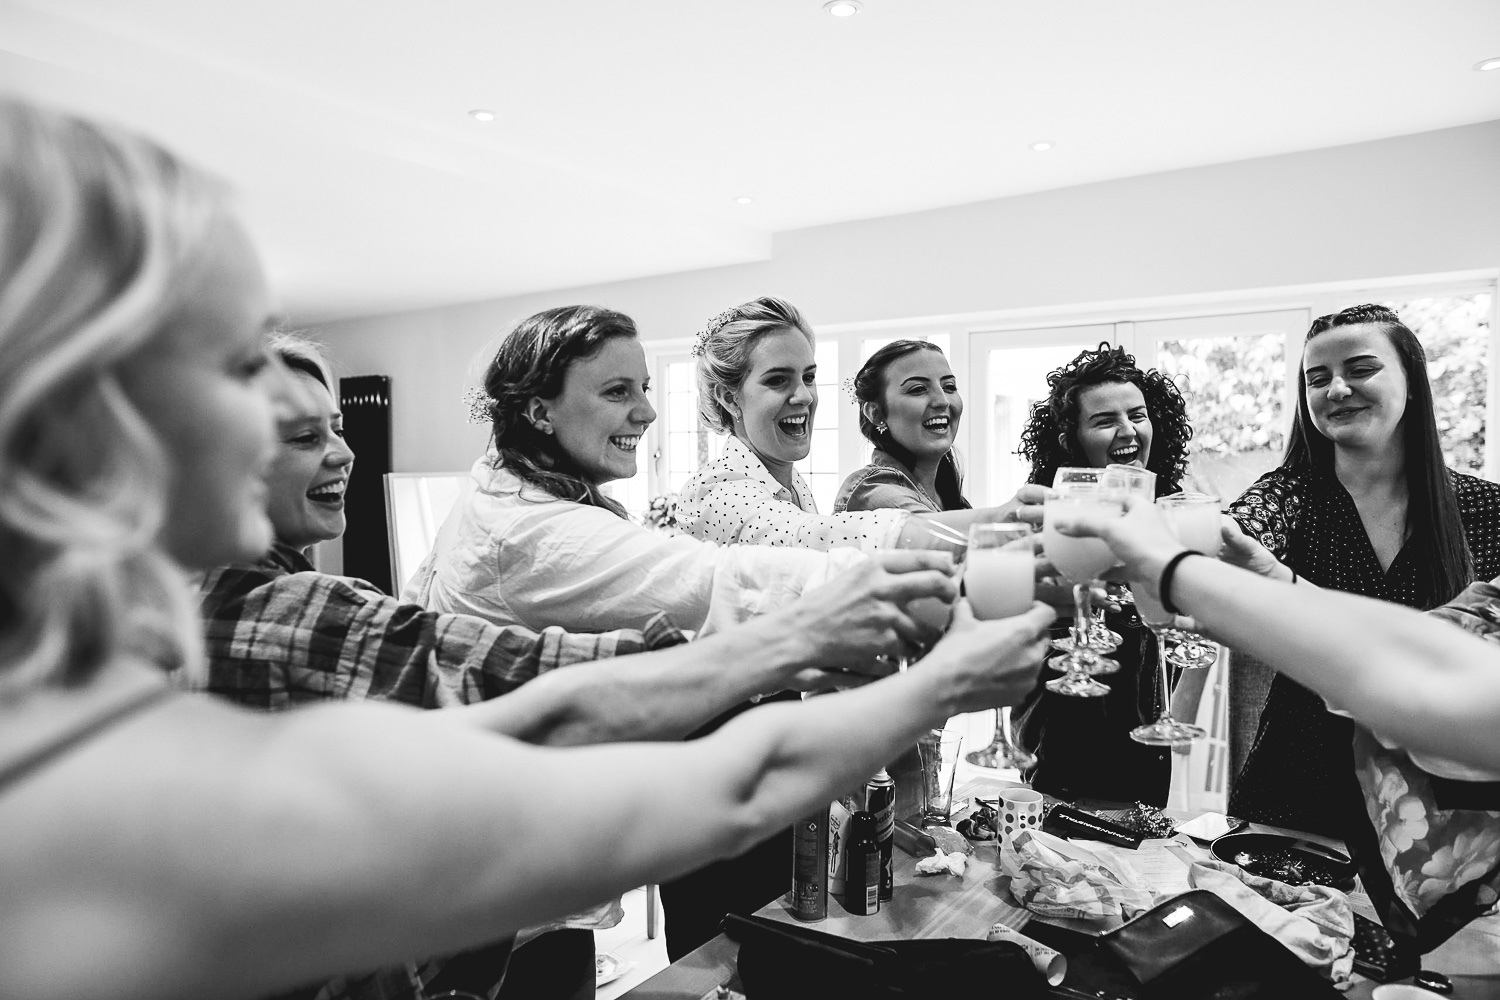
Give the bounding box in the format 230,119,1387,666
1151,624,1174,723
1070,581,1093,672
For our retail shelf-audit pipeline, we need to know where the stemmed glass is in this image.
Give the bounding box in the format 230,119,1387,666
1129,496,1209,746
1041,472,1127,697
1158,493,1223,670
1045,468,1121,677
962,521,1037,771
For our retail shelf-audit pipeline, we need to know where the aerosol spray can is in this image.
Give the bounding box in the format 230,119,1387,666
865,768,895,901
842,811,881,915
790,806,829,921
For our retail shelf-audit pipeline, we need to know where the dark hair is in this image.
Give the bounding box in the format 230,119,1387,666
852,340,968,510
480,305,638,518
1285,303,1471,605
1018,342,1190,496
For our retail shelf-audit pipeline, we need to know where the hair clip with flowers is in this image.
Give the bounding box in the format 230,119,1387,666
463,386,495,425
841,376,859,404
689,308,740,358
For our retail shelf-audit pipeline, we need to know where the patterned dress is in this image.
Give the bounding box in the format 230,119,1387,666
1228,466,1500,840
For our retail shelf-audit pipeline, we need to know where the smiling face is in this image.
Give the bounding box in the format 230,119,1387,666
1072,381,1153,470
538,335,655,485
1302,323,1408,452
728,327,817,468
873,349,962,463
267,370,355,551
115,220,279,569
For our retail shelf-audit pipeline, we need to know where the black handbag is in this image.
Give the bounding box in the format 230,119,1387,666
1099,889,1342,999
725,912,1047,1000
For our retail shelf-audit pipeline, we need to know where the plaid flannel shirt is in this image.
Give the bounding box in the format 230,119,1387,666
196,542,685,1000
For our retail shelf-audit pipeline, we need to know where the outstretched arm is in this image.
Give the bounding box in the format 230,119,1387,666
1054,497,1500,773
466,551,959,744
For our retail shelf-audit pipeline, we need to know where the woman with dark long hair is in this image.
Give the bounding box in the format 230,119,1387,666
835,339,972,515
1013,343,1195,804
1228,304,1500,841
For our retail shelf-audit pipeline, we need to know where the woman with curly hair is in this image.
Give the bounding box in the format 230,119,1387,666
1013,343,1194,804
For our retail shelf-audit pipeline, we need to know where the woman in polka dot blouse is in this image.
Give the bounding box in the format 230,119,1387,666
1227,304,1500,844
678,297,1047,551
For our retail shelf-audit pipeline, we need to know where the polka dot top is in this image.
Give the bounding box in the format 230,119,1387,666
676,436,908,551
1227,465,1500,839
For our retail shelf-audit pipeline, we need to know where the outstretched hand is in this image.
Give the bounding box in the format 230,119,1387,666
1219,518,1293,582
917,599,1053,714
778,550,958,688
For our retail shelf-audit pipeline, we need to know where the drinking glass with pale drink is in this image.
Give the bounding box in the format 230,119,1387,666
962,521,1038,771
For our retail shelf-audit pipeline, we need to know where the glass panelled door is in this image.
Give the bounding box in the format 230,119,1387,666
967,325,1115,507
1128,309,1308,504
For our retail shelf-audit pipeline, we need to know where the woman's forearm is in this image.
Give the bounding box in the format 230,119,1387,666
458,615,812,745
1171,556,1500,771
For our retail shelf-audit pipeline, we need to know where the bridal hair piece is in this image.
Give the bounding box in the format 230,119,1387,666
463,385,495,425
690,308,739,358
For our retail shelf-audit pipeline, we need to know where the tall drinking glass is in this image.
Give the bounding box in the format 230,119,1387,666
1042,480,1125,697
1159,493,1222,670
962,522,1037,771
899,518,969,669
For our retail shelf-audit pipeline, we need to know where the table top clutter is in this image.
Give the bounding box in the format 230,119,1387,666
623,775,1500,999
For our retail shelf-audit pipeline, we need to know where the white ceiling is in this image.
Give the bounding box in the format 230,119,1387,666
3,0,1499,322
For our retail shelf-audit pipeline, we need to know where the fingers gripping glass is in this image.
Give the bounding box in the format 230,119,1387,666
1041,469,1127,697
1158,493,1223,671
1128,493,1218,747
961,521,1037,771
899,518,969,671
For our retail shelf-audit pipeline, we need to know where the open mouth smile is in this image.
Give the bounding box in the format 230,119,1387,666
307,480,347,505
609,435,640,453
1109,444,1141,464
777,413,809,438
922,415,952,433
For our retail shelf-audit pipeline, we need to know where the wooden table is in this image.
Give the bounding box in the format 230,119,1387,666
624,775,1500,998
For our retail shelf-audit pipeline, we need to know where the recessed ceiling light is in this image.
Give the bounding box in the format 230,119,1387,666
1030,140,1054,152
1476,57,1500,72
824,1,862,17
468,109,497,122
734,196,754,205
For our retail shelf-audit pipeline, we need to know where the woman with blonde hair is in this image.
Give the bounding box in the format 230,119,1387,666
0,100,1056,1000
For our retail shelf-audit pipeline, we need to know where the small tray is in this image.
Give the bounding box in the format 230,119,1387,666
1211,831,1356,890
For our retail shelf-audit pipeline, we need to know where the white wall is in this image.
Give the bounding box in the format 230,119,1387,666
315,120,1500,476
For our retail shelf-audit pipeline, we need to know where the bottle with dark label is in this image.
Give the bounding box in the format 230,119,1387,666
790,806,828,921
842,810,881,916
865,767,895,901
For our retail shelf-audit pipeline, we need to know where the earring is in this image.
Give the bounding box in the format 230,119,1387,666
877,422,888,434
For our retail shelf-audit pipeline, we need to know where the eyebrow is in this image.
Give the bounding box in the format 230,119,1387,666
1306,353,1380,374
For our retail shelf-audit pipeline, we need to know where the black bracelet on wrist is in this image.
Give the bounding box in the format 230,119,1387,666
1159,549,1203,616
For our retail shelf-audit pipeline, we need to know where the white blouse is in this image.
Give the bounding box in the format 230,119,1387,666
676,436,908,552
403,449,865,634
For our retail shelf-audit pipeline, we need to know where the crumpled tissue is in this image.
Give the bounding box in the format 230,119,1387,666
914,850,968,877
997,829,1158,927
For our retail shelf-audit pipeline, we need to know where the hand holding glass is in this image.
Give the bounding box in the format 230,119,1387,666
962,522,1037,771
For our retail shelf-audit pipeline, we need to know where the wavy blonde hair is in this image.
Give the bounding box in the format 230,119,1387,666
0,101,229,696
694,296,816,434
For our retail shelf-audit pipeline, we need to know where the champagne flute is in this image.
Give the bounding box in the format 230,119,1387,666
962,521,1038,771
1045,468,1121,677
1041,477,1125,697
1129,568,1208,746
1158,493,1222,670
